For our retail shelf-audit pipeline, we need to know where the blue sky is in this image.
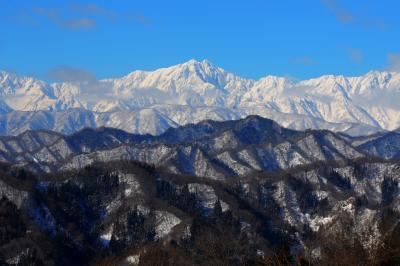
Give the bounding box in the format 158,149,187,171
1,0,399,81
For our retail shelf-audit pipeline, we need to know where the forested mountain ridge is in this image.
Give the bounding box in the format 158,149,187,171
0,115,398,175
0,116,399,265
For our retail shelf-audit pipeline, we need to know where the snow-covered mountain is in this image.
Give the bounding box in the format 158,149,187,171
1,60,400,135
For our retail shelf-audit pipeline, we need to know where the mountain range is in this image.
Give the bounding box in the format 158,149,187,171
0,116,398,265
0,115,398,175
1,59,400,136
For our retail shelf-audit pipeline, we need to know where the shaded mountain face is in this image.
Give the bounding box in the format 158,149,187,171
158,115,297,144
1,60,400,136
356,131,400,159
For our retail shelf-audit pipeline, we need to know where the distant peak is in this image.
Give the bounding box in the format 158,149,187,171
201,59,212,65
172,59,224,77
241,114,274,124
185,59,199,64
181,59,217,68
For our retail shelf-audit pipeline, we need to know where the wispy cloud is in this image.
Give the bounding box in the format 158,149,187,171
69,4,117,21
15,4,150,30
47,66,115,103
322,0,353,24
134,14,151,26
387,53,400,72
347,48,363,63
123,12,152,26
291,56,315,66
32,6,96,30
47,66,96,82
63,18,96,29
322,0,386,31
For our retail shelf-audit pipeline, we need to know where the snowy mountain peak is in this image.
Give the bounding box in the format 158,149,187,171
165,59,228,83
180,58,216,68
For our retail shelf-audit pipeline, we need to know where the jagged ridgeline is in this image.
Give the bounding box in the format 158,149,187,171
0,116,399,265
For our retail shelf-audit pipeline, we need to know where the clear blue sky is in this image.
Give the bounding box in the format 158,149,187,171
1,0,399,80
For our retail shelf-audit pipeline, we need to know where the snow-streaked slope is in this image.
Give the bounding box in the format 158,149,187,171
1,60,400,135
